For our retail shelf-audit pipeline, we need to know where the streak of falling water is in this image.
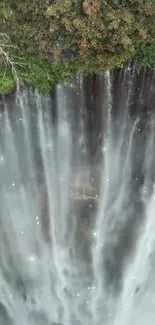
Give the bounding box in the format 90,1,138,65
114,116,155,325
0,71,155,325
91,70,113,324
35,88,73,325
78,77,88,188
72,77,88,195
104,70,112,133
50,84,73,325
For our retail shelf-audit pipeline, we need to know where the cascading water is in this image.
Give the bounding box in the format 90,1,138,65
0,69,155,325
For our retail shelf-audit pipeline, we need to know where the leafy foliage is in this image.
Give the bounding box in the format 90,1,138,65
23,60,55,94
45,0,155,67
1,0,155,94
0,73,15,95
134,43,155,69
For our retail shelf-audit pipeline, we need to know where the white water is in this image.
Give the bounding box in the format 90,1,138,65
0,71,155,324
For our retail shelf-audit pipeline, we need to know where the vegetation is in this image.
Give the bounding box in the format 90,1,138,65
0,0,155,94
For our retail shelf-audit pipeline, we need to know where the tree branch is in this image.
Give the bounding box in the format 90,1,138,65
0,33,20,83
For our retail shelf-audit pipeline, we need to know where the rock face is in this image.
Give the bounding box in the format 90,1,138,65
1,68,155,325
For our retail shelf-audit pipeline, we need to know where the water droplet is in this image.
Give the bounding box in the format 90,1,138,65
37,222,39,225
88,287,90,290
93,232,97,236
90,205,92,208
21,231,24,234
86,301,89,304
12,183,15,187
77,293,80,297
36,216,39,220
9,294,12,298
0,157,4,161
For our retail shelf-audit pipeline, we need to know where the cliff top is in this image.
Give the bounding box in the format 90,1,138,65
0,0,155,94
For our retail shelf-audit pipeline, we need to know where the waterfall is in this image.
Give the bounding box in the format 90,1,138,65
0,68,155,325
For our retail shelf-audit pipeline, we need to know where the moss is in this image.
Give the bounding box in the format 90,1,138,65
0,74,15,95
0,41,155,96
0,57,79,95
134,43,155,69
23,60,56,94
52,59,79,83
20,59,80,93
107,46,135,69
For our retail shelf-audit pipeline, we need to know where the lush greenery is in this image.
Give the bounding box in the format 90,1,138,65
0,0,155,94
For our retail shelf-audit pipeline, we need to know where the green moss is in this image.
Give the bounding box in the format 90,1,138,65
0,74,15,95
107,46,136,69
23,60,55,94
52,60,79,83
0,41,155,96
134,43,155,69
